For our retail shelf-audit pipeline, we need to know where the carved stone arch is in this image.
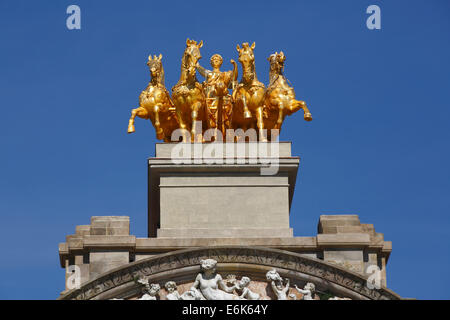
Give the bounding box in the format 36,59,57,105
58,246,401,300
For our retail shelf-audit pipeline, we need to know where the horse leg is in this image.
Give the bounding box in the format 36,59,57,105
242,95,252,119
153,105,164,140
128,107,147,133
191,102,202,142
255,106,267,142
176,108,187,130
297,100,312,121
275,103,285,130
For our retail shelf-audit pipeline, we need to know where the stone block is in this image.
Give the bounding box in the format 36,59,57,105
158,173,291,237
318,215,361,234
317,233,371,247
75,225,90,236
324,249,365,273
89,250,130,280
90,216,130,236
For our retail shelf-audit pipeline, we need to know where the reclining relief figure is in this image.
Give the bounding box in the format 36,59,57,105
190,259,240,300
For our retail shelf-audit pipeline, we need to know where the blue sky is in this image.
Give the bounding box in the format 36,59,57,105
0,0,449,299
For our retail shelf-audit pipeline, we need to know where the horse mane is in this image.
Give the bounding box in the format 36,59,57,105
174,49,189,87
268,58,283,87
160,64,165,86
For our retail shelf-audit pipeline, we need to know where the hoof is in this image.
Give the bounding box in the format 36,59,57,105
304,113,312,121
156,131,164,140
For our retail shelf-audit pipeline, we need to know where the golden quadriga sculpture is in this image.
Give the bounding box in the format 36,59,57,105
127,39,312,142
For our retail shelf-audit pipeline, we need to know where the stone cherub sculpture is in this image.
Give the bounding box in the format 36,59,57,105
266,269,290,300
294,282,316,300
196,54,238,135
163,280,205,300
190,258,240,300
234,276,260,300
137,278,160,300
164,281,181,300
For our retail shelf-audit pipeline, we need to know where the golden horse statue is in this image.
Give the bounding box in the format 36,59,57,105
263,51,312,138
172,39,206,141
127,54,178,141
232,42,266,135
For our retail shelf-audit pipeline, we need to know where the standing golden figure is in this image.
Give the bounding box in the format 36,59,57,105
127,39,312,142
127,54,178,141
171,39,206,142
263,51,312,138
196,54,238,137
231,42,266,134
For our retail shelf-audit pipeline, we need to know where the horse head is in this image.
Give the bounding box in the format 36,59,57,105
236,42,256,82
268,51,286,85
147,54,164,84
182,38,203,80
268,51,285,75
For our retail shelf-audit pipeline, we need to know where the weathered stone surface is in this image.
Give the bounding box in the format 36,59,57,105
318,215,362,233
89,250,130,280
90,216,129,236
158,173,292,238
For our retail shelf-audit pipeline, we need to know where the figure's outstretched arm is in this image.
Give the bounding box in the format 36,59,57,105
231,59,238,82
228,59,238,90
283,279,290,293
294,285,309,294
270,281,278,293
196,62,209,78
218,276,235,293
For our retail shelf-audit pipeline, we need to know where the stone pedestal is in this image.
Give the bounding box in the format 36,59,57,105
148,142,299,238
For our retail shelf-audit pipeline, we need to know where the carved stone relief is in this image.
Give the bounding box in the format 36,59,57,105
59,247,400,300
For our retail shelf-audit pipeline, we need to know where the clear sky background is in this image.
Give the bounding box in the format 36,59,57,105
0,0,449,299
